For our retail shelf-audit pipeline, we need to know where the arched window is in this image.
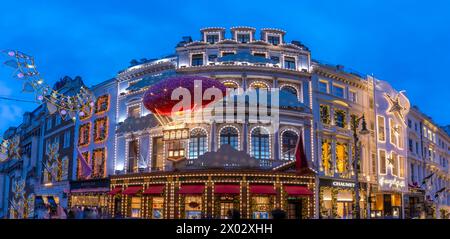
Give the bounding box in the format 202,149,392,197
188,129,207,159
249,81,269,90
280,85,297,97
281,131,298,160
219,127,239,150
251,127,270,160
223,81,239,89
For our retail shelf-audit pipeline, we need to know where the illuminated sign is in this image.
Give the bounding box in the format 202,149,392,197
379,176,405,189
332,181,355,188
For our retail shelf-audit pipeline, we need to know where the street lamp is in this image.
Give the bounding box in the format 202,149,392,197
351,114,369,219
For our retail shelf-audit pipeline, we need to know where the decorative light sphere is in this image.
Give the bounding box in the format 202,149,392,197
17,73,24,78
37,95,44,101
79,111,85,117
143,75,227,116
8,51,15,57
90,101,95,107
61,110,67,115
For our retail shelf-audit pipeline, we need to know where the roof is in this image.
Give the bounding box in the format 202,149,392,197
126,70,177,92
116,114,159,134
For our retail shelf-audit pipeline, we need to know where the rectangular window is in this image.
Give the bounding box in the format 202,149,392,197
334,109,347,128
318,80,329,93
128,140,138,173
284,57,296,70
332,85,345,98
377,116,386,142
191,54,204,66
415,142,419,155
389,118,397,147
270,56,280,64
349,90,357,103
237,33,250,43
319,105,331,125
128,105,141,118
408,139,413,152
206,34,219,44
408,119,412,128
253,52,266,58
208,54,217,62
391,152,398,176
92,148,106,178
221,52,235,57
267,35,280,45
95,95,110,114
399,156,405,178
379,150,386,174
63,131,71,149
47,117,53,130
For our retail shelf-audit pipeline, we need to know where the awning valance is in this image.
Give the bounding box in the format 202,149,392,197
122,186,142,196
143,185,165,195
178,184,205,194
249,184,277,195
108,186,122,195
71,187,109,194
214,184,240,194
284,185,313,196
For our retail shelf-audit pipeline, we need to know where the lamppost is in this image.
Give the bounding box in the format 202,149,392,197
350,114,369,219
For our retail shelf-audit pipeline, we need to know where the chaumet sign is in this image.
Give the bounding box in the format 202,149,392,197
331,181,355,188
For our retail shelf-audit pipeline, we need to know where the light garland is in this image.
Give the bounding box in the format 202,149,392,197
2,50,95,119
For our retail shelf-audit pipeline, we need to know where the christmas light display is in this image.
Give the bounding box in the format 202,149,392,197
2,50,95,119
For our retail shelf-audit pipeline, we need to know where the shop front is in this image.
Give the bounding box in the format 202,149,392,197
403,186,425,219
109,171,316,219
319,178,366,219
68,178,110,215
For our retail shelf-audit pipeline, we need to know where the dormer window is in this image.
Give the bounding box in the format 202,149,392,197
206,34,219,44
270,56,280,64
284,56,296,70
237,33,250,43
191,54,204,66
268,35,280,45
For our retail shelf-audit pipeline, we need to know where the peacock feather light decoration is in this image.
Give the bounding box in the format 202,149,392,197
2,50,95,120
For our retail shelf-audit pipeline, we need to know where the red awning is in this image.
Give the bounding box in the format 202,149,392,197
122,186,142,196
143,185,165,195
215,184,240,194
249,184,277,195
178,184,205,194
284,185,313,196
108,186,122,195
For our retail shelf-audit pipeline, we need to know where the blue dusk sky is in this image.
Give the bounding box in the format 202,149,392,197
0,0,449,134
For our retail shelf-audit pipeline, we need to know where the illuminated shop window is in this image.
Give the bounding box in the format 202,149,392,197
334,109,347,128
389,118,398,147
95,95,110,114
151,197,164,219
189,129,207,159
320,105,331,125
78,123,91,146
131,197,142,218
321,139,332,176
377,115,386,142
252,196,272,219
379,150,387,174
336,142,348,174
185,196,203,219
281,131,298,160
251,127,270,160
399,156,405,178
219,127,239,150
94,117,108,143
191,54,204,66
92,148,106,179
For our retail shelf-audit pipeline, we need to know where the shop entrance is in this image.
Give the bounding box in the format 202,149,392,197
287,199,303,219
151,197,164,219
336,201,353,219
114,197,122,217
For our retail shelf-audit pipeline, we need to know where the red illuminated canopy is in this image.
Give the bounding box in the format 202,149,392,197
107,186,122,195
214,184,240,194
284,185,313,196
249,184,277,195
143,185,165,195
122,186,142,196
178,184,205,194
